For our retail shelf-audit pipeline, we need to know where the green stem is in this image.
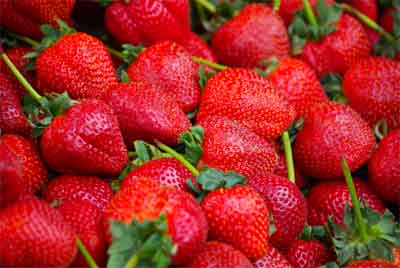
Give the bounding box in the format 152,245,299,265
282,131,295,183
194,0,217,13
273,0,281,12
125,253,139,268
77,238,98,268
302,0,318,26
108,46,125,59
191,56,228,71
155,141,200,176
341,157,369,242
8,32,39,47
128,151,137,158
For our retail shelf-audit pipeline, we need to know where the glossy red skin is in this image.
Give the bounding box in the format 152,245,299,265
127,41,201,112
0,74,30,137
198,116,278,180
36,32,118,100
43,175,113,213
274,152,309,189
121,158,194,193
343,57,400,130
187,241,253,268
0,199,77,266
307,179,386,225
286,240,331,268
279,0,334,25
56,200,106,266
267,57,328,119
294,102,376,180
177,32,217,62
249,175,307,250
104,177,208,265
369,130,400,204
40,99,128,176
104,82,191,146
197,69,296,140
300,14,371,77
212,4,289,68
201,185,270,260
254,246,293,268
0,135,47,208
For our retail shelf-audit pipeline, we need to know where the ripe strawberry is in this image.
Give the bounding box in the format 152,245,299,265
104,177,208,265
254,246,293,268
0,199,77,266
369,129,400,204
197,68,296,140
36,32,118,100
197,116,278,179
177,32,217,62
249,174,308,250
211,4,290,68
274,152,309,189
267,57,328,119
286,240,331,268
279,0,334,25
343,57,400,130
0,134,47,208
294,102,376,179
43,175,113,212
40,99,128,176
103,82,191,146
307,179,386,225
127,41,201,112
187,241,253,268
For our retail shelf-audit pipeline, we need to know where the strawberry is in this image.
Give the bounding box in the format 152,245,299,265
346,248,400,267
285,239,331,268
40,99,128,176
0,199,77,266
187,241,253,268
369,129,400,204
381,7,397,34
103,82,191,146
294,102,376,179
176,32,217,62
266,57,328,119
279,0,334,25
0,134,47,208
43,175,113,212
211,4,290,68
126,41,201,112
307,179,386,225
197,68,296,140
249,174,308,250
343,57,400,130
104,176,208,265
254,246,293,268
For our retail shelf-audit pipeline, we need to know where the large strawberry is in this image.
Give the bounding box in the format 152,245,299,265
369,129,400,204
197,68,296,140
294,102,376,179
0,199,77,266
343,57,400,130
285,239,331,268
0,134,47,208
126,41,201,112
40,99,128,176
103,82,191,146
211,4,289,68
254,246,293,268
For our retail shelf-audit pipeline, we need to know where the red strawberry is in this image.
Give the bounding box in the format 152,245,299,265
55,200,106,266
40,99,128,176
294,102,376,179
279,0,334,25
286,240,331,268
369,129,400,204
0,199,77,266
187,241,253,268
381,7,397,33
197,116,278,179
0,134,47,208
307,179,386,225
254,246,293,268
346,248,400,267
104,177,208,265
103,82,191,146
127,41,201,112
211,4,290,68
0,73,30,137
197,68,296,140
343,57,400,130
36,32,118,100
249,174,308,250
274,152,309,189
267,57,328,119
177,32,217,62
43,175,113,212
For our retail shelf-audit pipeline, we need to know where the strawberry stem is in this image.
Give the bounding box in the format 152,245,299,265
194,0,217,13
108,46,125,59
189,56,228,71
8,32,39,47
77,238,98,268
282,131,295,183
302,0,318,26
273,0,281,12
340,157,369,242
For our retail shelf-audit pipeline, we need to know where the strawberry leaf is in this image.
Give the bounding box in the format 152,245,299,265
320,73,347,103
178,126,204,166
121,43,145,64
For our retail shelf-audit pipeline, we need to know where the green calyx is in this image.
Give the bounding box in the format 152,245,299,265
254,56,280,78
320,73,347,104
107,214,176,268
178,126,204,166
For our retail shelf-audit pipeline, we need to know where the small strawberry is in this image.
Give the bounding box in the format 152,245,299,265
0,199,77,266
285,239,331,268
211,4,290,68
254,246,293,268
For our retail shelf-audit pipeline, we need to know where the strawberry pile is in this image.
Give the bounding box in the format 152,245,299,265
0,0,399,267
